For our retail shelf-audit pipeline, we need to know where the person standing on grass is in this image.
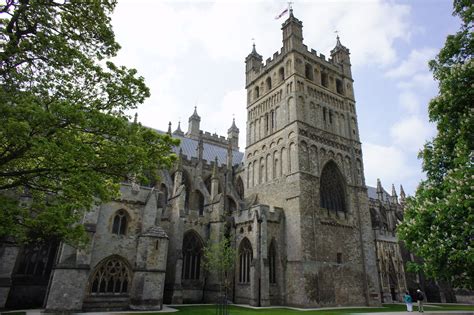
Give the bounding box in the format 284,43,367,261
404,291,413,312
416,289,426,312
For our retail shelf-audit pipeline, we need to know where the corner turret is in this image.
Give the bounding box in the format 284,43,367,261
227,118,239,150
245,43,263,87
187,106,201,137
281,8,304,53
330,35,352,79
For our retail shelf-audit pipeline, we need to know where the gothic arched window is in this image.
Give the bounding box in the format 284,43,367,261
90,256,131,295
236,177,244,200
182,171,191,210
16,241,58,276
227,196,237,212
321,72,329,88
239,238,252,283
182,231,203,280
112,209,128,235
189,190,205,215
336,78,344,94
278,67,285,82
266,77,272,91
305,63,314,81
268,240,277,284
320,161,347,213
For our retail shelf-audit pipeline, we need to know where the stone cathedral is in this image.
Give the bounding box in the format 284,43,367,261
3,10,440,312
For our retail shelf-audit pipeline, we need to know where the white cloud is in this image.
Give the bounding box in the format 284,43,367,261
398,91,421,114
397,73,436,90
362,142,416,188
110,0,413,141
113,0,411,68
390,116,435,152
206,89,247,148
108,1,437,196
386,47,437,78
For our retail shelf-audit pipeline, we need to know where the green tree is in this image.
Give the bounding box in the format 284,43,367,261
398,0,473,289
202,234,236,297
0,0,178,246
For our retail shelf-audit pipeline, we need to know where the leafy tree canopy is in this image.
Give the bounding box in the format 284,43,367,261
0,0,178,246
398,0,473,289
202,234,235,291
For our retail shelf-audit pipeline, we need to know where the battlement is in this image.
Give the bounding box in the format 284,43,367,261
202,131,228,145
255,44,340,75
247,45,344,90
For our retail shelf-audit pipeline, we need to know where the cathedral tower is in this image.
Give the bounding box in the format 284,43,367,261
243,9,380,307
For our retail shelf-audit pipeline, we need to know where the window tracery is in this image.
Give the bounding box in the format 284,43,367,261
90,256,131,295
112,210,128,235
182,231,202,280
239,238,252,283
320,161,347,213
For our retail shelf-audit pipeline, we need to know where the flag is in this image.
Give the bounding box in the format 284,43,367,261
275,8,288,20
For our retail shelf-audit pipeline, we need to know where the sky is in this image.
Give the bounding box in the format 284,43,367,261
110,0,460,196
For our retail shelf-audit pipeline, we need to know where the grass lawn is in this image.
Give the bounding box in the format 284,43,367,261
1,304,473,315
126,303,474,315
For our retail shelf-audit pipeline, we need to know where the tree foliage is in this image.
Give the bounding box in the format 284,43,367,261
202,234,236,291
398,0,473,289
0,0,178,245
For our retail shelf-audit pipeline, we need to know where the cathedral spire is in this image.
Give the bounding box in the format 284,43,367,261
167,121,172,135
376,178,384,202
391,184,398,204
400,185,406,204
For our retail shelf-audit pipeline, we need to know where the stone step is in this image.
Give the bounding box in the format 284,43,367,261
82,296,130,312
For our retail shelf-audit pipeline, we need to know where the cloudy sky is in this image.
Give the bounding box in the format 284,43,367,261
110,0,459,195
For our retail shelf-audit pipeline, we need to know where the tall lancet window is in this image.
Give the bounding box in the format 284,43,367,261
268,240,277,284
239,238,253,283
320,161,347,213
182,231,203,280
112,209,128,235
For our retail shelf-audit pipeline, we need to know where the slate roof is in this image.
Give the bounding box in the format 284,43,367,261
172,135,244,167
367,186,392,200
152,128,244,167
